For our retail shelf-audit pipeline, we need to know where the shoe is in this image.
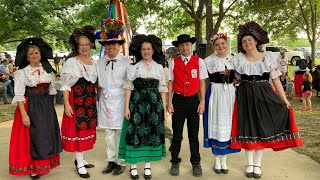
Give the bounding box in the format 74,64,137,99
192,163,203,177
74,159,94,168
4,101,10,104
102,162,116,174
221,169,229,174
113,165,125,175
253,166,261,179
144,168,152,179
300,106,306,111
77,166,90,178
246,165,254,178
129,168,139,180
169,163,179,176
306,107,312,111
29,174,40,180
213,168,221,174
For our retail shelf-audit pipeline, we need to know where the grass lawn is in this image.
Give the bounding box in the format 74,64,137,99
0,102,16,123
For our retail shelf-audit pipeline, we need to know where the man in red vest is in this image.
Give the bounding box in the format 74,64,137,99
168,34,208,177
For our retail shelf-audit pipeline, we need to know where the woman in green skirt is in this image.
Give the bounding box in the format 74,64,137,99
119,34,167,180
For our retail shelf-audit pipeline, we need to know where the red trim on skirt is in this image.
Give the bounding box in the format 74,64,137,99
61,91,96,152
9,98,60,176
230,101,303,151
294,74,304,97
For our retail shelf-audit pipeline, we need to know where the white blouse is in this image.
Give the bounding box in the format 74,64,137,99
204,54,234,73
233,52,281,79
12,65,57,103
123,60,168,92
60,57,97,92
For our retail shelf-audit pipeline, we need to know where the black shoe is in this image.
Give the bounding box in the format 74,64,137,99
246,165,254,178
102,162,116,174
253,166,261,179
192,164,203,177
169,163,179,176
213,168,221,174
29,174,40,180
221,169,229,174
74,159,94,168
77,166,90,178
113,165,125,175
144,168,152,180
129,168,139,180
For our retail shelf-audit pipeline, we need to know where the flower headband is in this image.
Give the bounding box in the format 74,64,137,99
210,33,228,43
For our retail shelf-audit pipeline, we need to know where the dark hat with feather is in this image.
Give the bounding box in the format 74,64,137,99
15,37,55,73
129,34,165,67
237,21,269,53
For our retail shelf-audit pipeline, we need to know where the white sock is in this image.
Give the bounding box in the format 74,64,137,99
31,173,37,176
144,162,151,175
220,155,228,169
83,159,90,165
130,164,138,176
245,150,254,173
75,151,87,174
254,149,263,174
214,155,221,169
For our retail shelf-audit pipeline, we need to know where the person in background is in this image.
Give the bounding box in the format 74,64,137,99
53,54,61,73
168,34,208,177
301,72,313,111
312,65,320,97
277,51,288,75
293,59,309,99
231,21,303,179
0,59,14,104
96,19,129,176
280,72,287,91
9,37,62,180
60,25,97,178
203,33,240,175
286,77,293,99
119,34,167,180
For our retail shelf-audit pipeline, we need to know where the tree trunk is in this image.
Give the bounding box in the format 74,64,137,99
195,0,205,53
205,0,213,56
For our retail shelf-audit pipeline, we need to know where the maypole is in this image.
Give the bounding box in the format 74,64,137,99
95,0,132,57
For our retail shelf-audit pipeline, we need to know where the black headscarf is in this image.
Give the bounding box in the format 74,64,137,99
15,37,55,73
129,34,165,67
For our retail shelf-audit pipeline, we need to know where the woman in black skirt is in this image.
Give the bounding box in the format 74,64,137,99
230,21,303,179
9,38,62,180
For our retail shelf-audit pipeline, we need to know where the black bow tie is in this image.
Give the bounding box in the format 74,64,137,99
105,59,117,70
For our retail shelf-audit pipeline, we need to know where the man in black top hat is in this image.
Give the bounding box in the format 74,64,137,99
168,34,208,177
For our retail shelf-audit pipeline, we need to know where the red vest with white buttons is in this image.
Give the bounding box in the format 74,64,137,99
173,56,200,96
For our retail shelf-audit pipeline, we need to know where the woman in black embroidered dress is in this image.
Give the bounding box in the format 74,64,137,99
9,38,62,180
230,21,303,179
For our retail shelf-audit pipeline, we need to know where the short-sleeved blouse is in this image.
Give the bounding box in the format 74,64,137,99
12,65,57,103
60,57,97,92
233,52,281,79
123,60,168,92
204,54,234,73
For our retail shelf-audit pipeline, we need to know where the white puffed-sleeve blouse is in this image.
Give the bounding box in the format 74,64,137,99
12,65,57,103
123,60,168,92
60,57,97,92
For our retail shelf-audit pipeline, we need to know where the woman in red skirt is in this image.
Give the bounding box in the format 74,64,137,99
9,38,62,180
60,26,97,178
231,22,303,179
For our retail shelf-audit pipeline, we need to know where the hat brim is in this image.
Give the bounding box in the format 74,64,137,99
172,37,196,47
99,39,125,46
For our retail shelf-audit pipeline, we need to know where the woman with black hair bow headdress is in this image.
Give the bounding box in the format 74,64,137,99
119,34,167,180
230,21,303,179
60,25,97,178
9,37,62,179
